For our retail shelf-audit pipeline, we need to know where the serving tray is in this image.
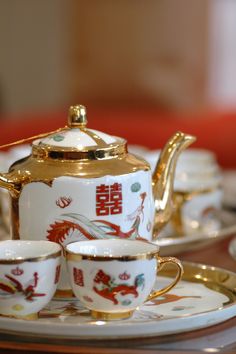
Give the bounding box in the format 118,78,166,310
0,261,235,340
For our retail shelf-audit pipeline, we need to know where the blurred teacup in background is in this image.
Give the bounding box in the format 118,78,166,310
130,147,223,237
0,145,31,235
66,239,183,320
0,240,61,319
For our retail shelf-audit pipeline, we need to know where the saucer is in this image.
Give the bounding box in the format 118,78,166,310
0,261,235,340
156,209,236,255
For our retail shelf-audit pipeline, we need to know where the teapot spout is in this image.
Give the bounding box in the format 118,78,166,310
152,131,196,238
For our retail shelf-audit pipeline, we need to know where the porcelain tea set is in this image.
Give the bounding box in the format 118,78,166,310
131,147,223,237
0,104,201,320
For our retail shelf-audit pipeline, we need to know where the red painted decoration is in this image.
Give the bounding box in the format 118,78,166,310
96,183,122,216
54,265,61,284
93,269,139,305
56,196,72,209
119,272,131,280
73,268,84,287
11,267,24,276
0,272,45,301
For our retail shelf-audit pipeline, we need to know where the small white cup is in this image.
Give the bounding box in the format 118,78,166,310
145,148,223,236
0,240,61,319
65,239,183,320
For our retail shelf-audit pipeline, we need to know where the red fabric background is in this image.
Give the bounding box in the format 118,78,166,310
0,108,236,168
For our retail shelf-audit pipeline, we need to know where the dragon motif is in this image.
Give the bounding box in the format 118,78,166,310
47,192,147,245
0,272,45,301
93,270,145,305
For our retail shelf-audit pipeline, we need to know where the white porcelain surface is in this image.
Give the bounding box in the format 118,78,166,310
0,240,61,259
66,239,174,314
152,149,221,190
34,128,118,148
160,189,223,237
19,172,154,290
130,146,223,237
129,146,222,191
66,238,159,256
0,262,235,339
67,257,157,313
0,240,61,318
19,173,154,243
0,145,31,172
1,209,235,258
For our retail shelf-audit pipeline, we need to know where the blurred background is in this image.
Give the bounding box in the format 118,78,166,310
0,0,236,168
1,0,236,115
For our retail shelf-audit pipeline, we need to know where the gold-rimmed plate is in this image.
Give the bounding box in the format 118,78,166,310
0,261,235,340
156,209,236,256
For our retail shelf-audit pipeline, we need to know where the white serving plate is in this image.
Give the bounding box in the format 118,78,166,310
0,262,235,340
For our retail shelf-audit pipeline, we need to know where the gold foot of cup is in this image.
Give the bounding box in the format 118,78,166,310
54,289,75,299
91,310,134,321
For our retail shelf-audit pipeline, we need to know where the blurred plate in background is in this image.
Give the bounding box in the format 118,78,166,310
156,209,236,256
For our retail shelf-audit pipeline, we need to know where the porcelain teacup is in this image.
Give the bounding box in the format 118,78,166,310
0,240,61,320
65,239,183,320
144,148,223,237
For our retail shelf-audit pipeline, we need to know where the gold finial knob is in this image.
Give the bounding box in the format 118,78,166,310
68,105,87,128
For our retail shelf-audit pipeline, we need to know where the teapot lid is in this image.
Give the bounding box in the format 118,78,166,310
32,105,126,160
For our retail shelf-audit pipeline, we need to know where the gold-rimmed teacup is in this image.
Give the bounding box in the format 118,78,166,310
65,239,183,320
0,240,61,320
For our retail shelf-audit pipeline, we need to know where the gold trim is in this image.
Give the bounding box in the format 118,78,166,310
0,249,61,265
146,256,183,301
0,312,38,321
68,105,87,128
159,261,236,304
64,239,159,262
82,128,109,147
1,151,150,239
54,289,75,299
32,141,127,161
66,249,159,262
1,151,149,192
152,131,196,238
90,310,134,320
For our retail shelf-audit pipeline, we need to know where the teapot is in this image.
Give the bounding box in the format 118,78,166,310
0,105,195,295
